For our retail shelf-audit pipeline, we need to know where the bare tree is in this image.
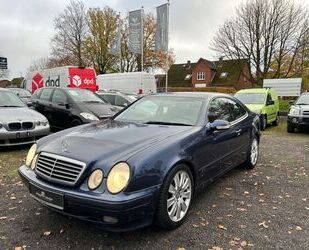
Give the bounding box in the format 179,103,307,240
51,0,88,67
85,7,119,74
0,69,9,79
211,0,309,84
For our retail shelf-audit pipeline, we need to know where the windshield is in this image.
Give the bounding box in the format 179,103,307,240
0,91,26,107
67,89,104,103
9,88,31,97
296,95,309,105
235,93,266,104
114,96,204,126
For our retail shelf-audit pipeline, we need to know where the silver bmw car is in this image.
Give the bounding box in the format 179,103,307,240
0,88,50,146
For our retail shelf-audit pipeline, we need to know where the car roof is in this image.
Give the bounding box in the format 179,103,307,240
236,88,270,94
0,87,13,92
152,92,231,99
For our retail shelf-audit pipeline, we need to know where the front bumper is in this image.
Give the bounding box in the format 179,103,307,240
287,115,309,128
18,165,160,232
0,127,50,146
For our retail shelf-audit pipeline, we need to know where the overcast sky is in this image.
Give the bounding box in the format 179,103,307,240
0,0,307,79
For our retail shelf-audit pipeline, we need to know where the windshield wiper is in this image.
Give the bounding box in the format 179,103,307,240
83,101,102,103
144,121,191,126
0,105,23,107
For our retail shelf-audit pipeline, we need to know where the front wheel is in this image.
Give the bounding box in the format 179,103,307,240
155,165,193,230
244,136,259,170
287,123,296,133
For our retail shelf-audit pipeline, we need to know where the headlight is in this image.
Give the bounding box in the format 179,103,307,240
88,169,103,190
36,121,41,126
289,107,300,116
107,162,130,194
80,112,99,121
25,144,37,167
41,120,48,126
31,154,38,170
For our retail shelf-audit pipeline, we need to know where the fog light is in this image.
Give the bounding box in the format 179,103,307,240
292,118,298,123
103,216,118,224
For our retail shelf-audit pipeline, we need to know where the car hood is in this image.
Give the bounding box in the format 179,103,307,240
81,103,118,118
38,120,193,164
0,107,46,123
245,104,264,113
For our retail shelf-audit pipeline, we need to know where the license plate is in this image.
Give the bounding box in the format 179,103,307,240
16,132,31,139
29,183,64,210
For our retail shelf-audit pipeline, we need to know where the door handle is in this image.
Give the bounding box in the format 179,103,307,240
235,129,242,135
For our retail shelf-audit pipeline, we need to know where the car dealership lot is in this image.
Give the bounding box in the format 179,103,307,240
0,122,308,250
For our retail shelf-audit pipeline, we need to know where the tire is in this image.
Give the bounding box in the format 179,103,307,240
155,164,194,230
243,136,259,170
71,118,83,127
287,123,295,133
272,114,279,126
260,115,267,131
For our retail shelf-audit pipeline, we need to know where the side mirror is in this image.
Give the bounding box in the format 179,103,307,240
267,100,275,106
27,101,33,107
207,120,231,131
58,102,70,109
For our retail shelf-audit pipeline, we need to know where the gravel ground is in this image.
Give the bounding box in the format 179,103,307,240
0,122,308,250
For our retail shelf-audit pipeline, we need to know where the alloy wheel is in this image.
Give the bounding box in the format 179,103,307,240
251,138,259,165
167,170,192,222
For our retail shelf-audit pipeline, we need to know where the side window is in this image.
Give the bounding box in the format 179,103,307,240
267,94,272,102
102,94,116,105
40,89,53,101
115,96,129,107
52,90,67,104
208,98,246,123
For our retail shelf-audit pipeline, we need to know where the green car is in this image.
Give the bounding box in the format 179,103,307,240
235,88,280,130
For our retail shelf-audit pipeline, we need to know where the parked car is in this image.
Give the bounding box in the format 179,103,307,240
235,88,279,130
19,92,260,231
96,91,138,108
0,88,50,146
8,87,32,106
32,87,120,130
287,92,309,133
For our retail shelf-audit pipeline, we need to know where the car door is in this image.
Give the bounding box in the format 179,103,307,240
50,89,71,129
193,98,234,182
35,88,54,124
266,93,276,122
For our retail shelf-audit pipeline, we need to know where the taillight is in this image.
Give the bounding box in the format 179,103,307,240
138,88,143,94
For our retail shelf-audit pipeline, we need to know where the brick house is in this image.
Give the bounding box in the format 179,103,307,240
165,57,253,90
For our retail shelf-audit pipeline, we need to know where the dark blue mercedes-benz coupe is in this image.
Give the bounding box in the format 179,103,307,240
19,92,260,231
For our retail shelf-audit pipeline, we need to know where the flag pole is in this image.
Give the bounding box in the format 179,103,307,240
165,0,170,93
118,12,122,73
141,6,144,92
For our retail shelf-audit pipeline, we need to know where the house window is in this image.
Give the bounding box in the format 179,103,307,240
197,72,205,81
220,72,228,78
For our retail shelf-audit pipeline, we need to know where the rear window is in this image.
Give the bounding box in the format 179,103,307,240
101,94,116,105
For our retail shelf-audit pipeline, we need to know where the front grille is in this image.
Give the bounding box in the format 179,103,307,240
8,122,21,130
303,118,309,123
303,111,309,116
35,152,86,186
22,122,34,129
8,122,34,130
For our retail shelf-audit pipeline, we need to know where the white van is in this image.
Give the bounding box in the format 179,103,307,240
23,66,97,93
96,72,157,94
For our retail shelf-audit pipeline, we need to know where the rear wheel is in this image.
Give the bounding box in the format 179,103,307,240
260,115,267,131
244,136,259,170
272,114,279,126
155,164,193,230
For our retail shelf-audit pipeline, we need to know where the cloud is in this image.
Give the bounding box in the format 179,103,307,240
0,0,307,78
